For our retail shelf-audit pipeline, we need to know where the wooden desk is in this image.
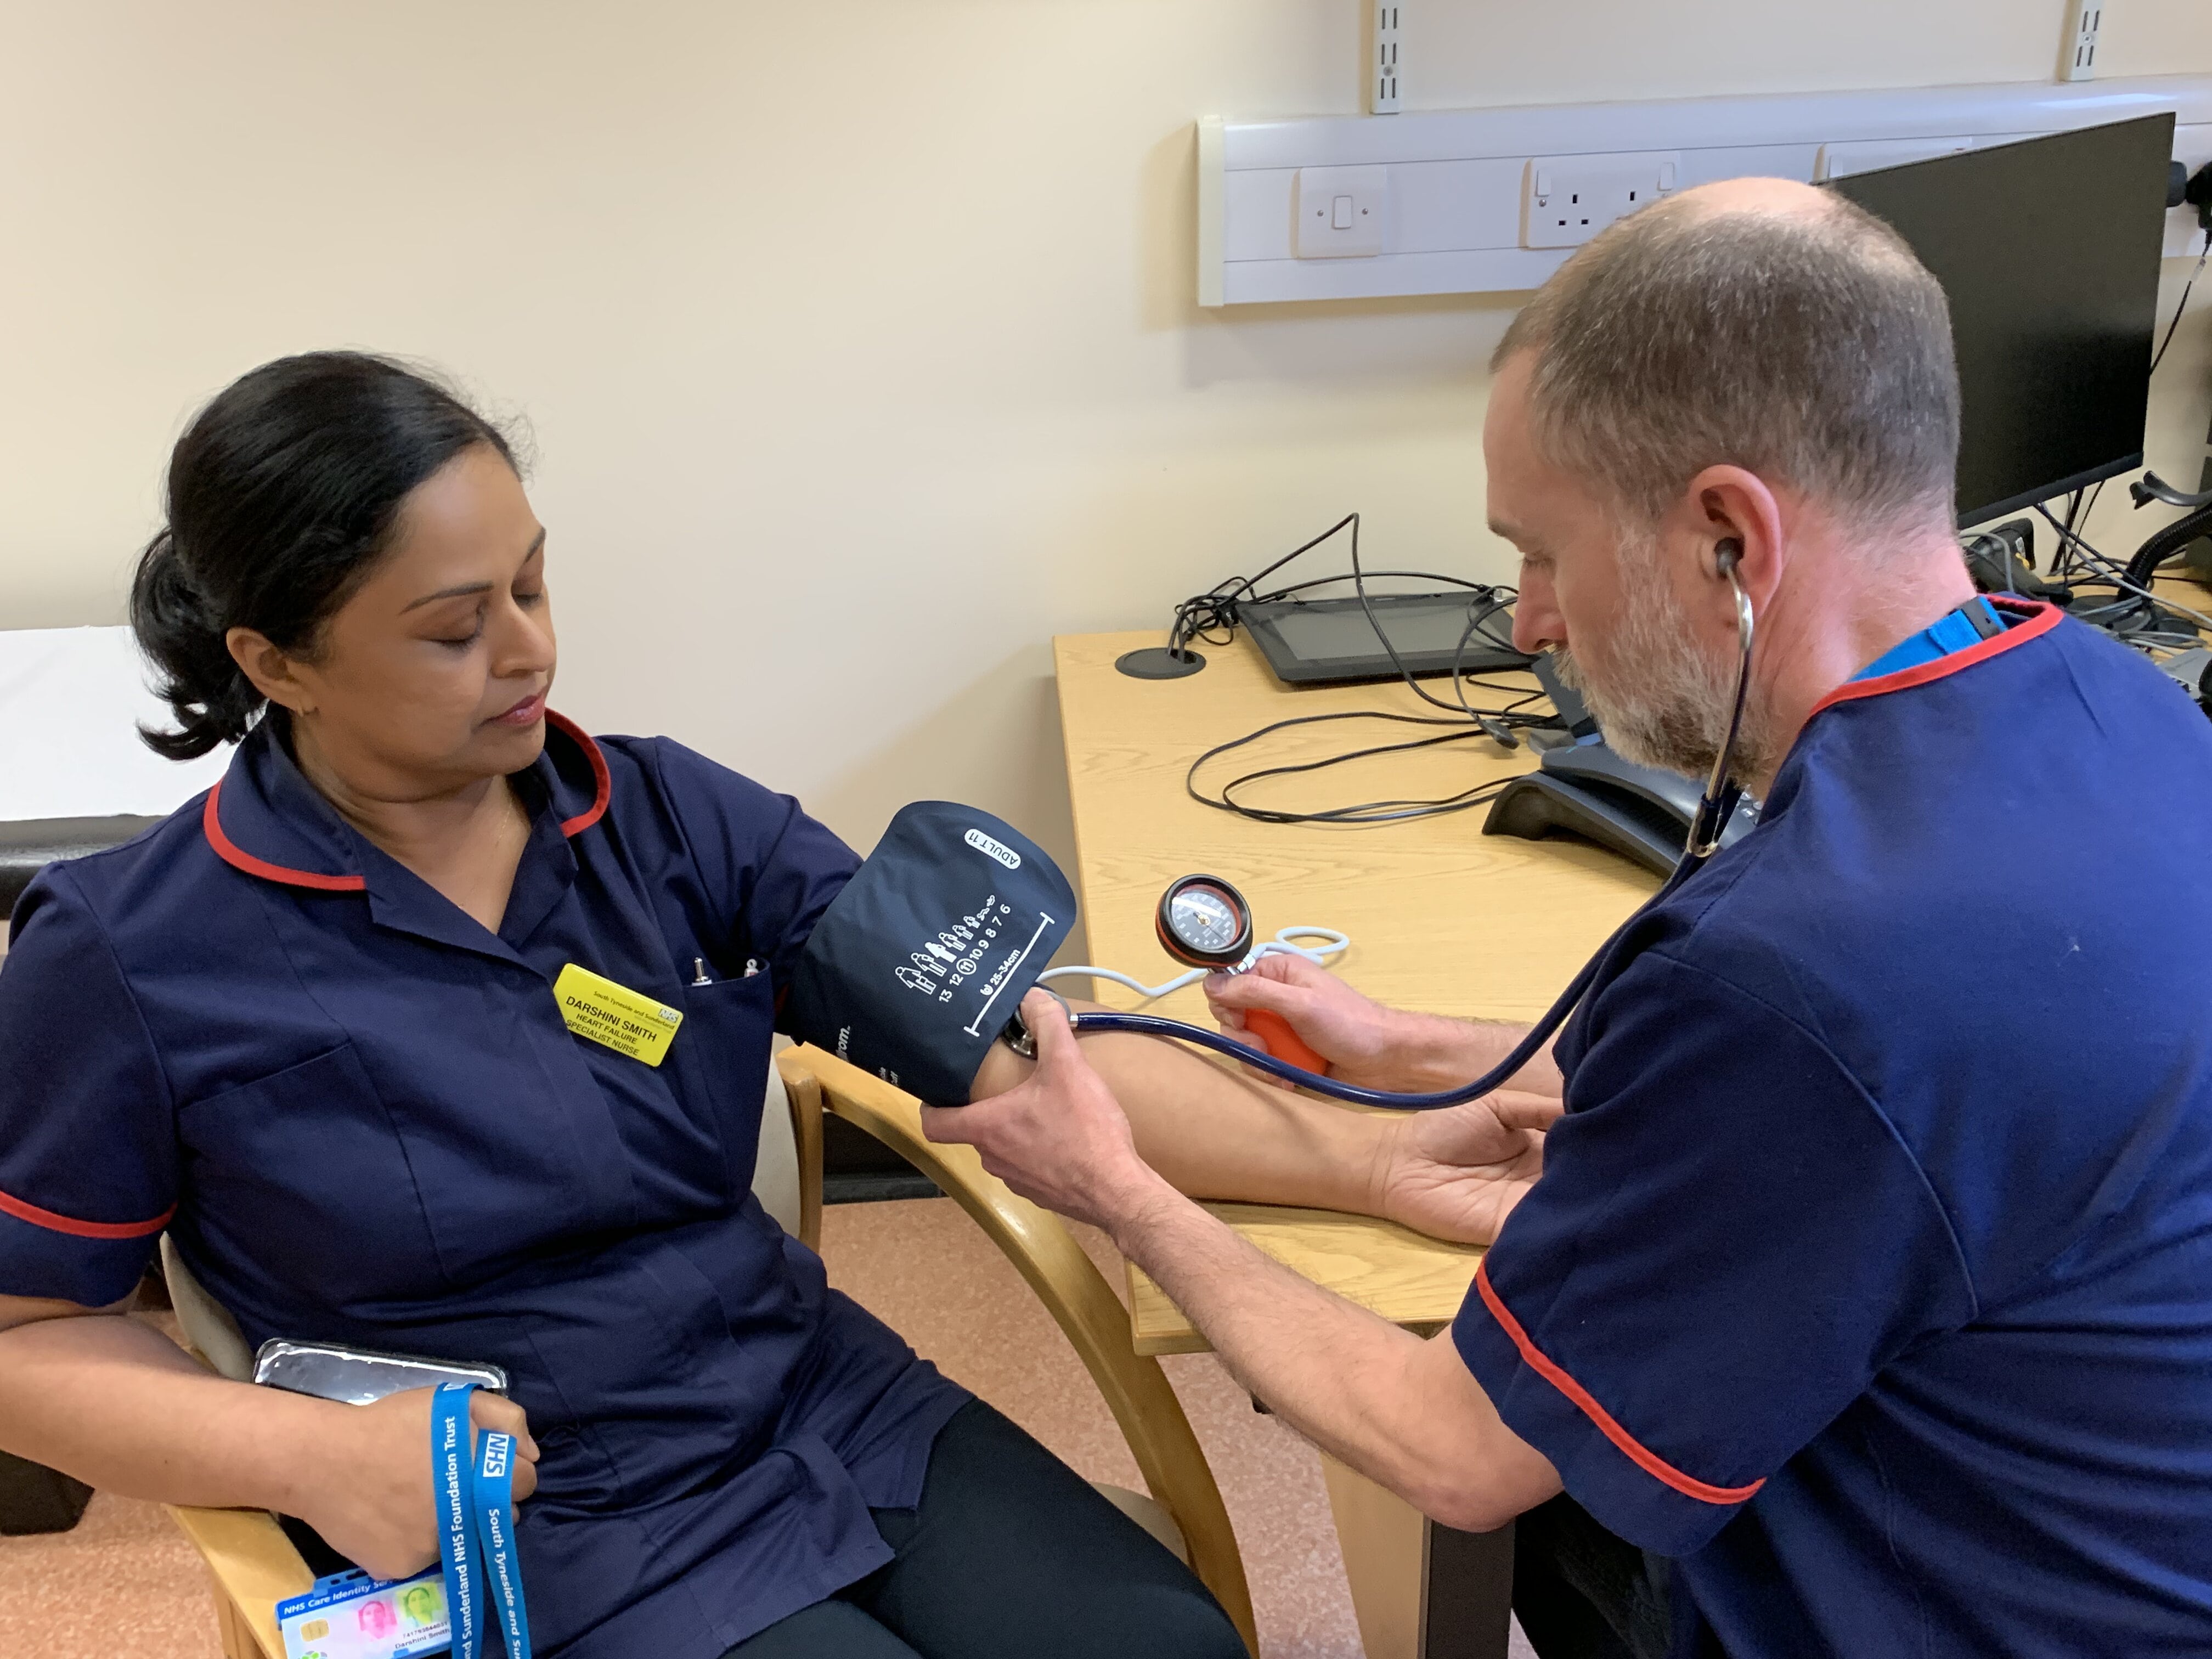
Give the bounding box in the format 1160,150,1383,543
1053,628,1657,1659
1054,631,1655,1029
1052,629,1656,1347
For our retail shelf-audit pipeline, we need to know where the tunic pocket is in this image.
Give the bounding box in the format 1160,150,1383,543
666,969,780,1202
177,1042,445,1309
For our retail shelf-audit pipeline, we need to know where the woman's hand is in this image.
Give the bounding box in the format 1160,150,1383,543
298,1388,539,1582
1370,1091,1564,1245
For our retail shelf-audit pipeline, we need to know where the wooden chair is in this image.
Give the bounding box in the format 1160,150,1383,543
163,1043,1256,1657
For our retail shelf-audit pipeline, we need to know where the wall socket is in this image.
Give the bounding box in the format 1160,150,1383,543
1521,153,1680,250
1367,2,1402,115
2062,0,2103,82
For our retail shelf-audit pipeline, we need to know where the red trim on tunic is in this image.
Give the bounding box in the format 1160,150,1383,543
0,1186,175,1240
200,783,366,891
200,714,608,883
1475,1258,1765,1506
1809,599,2061,718
546,711,611,838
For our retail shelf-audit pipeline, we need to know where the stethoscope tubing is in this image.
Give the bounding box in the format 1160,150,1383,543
1066,854,1695,1108
1065,566,1753,1109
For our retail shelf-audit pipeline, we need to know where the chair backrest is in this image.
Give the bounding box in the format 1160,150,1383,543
752,1046,802,1238
164,1053,802,1379
161,1233,254,1382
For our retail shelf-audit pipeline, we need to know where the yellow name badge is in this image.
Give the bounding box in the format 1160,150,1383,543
553,963,685,1067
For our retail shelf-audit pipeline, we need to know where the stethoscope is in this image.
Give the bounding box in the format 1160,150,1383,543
1040,543,1755,1109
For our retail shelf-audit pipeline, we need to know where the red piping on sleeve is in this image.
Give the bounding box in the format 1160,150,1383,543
1476,1258,1765,1506
1810,599,2059,717
0,1187,175,1241
201,783,366,891
545,711,611,838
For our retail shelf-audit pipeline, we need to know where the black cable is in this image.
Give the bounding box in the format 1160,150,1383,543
1170,515,1522,703
1337,512,1521,716
1171,512,1559,827
1173,569,1506,648
2056,486,2088,579
2030,502,2212,642
2149,229,2210,378
1167,514,1367,657
1167,515,1520,671
1186,711,1528,825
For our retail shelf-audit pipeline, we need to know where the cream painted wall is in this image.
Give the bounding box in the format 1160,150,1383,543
2,2,2208,864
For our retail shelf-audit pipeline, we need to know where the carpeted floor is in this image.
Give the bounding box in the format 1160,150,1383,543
0,1197,1532,1658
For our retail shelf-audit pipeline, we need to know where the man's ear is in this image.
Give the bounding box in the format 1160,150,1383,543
225,627,312,715
1679,466,1787,602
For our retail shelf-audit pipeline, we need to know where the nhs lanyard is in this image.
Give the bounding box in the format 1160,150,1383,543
432,1383,533,1659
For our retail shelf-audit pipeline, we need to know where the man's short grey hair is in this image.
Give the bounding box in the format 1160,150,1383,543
1493,190,1960,536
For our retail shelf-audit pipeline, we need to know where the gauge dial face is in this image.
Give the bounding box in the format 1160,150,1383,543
1167,884,1244,956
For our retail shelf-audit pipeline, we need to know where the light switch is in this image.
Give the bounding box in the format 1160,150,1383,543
1294,166,1389,258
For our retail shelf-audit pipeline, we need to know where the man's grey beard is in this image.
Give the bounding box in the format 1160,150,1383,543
1547,552,1770,785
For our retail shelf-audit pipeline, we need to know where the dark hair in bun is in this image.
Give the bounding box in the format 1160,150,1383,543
130,352,515,759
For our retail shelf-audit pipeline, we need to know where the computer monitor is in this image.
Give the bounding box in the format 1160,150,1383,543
1824,114,2175,525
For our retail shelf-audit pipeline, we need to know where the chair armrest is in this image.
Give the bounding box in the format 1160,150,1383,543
165,1503,312,1659
162,1336,311,1658
778,1043,1256,1655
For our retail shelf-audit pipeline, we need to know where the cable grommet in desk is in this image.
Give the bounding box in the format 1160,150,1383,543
1116,647,1206,680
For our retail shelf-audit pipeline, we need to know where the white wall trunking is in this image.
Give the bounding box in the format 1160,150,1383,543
1197,75,2212,306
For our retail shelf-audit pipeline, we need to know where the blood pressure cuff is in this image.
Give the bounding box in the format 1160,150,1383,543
783,800,1076,1103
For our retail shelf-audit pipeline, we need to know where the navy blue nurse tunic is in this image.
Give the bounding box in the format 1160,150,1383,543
1451,606,2212,1654
0,713,969,1659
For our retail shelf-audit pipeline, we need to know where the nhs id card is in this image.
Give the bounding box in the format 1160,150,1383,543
554,962,684,1066
278,1567,449,1659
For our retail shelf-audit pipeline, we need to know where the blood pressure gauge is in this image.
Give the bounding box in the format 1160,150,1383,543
1155,875,1256,969
1153,874,1328,1073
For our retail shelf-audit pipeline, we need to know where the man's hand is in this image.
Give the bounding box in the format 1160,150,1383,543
1204,953,1411,1090
1371,1091,1562,1244
923,990,1173,1234
301,1387,539,1582
1206,954,1564,1099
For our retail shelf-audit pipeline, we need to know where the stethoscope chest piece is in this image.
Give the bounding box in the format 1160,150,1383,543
1155,874,1256,969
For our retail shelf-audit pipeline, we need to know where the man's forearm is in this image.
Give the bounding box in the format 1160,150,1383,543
1105,1174,1554,1533
0,1311,333,1513
1389,1012,1561,1097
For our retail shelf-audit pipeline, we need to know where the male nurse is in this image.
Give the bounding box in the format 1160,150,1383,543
933,178,2212,1655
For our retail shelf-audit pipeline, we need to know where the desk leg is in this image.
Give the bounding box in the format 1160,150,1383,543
1322,1455,1514,1659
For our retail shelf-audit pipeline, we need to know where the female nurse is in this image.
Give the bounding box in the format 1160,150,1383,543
0,353,1248,1659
